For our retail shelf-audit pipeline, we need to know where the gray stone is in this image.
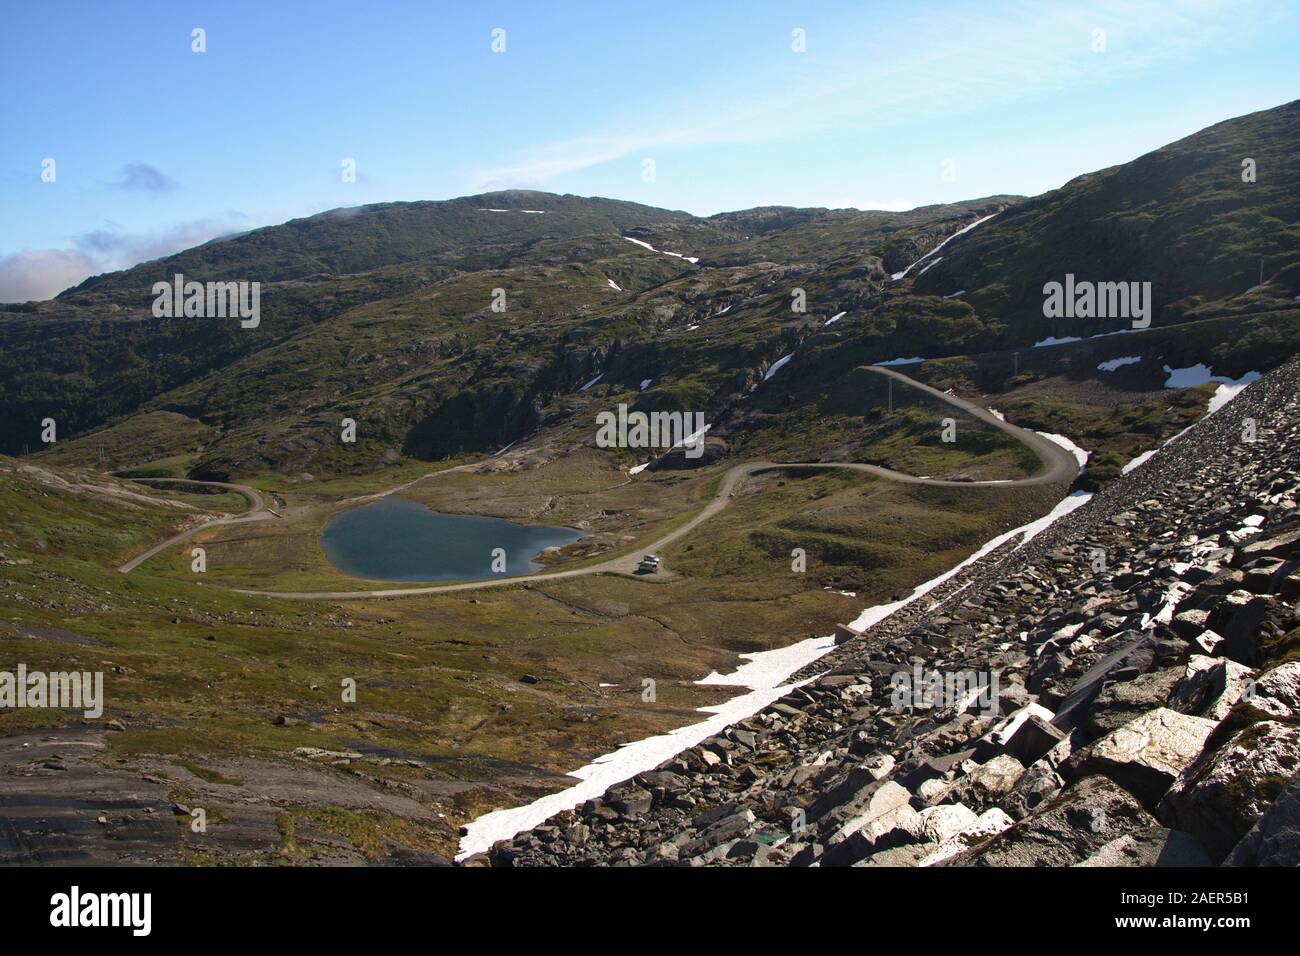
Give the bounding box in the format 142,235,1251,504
948,775,1158,867
1159,721,1300,861
1233,661,1300,722
1226,770,1300,866
1066,708,1217,810
1073,827,1213,867
1170,655,1256,721
1085,667,1182,738
918,803,978,843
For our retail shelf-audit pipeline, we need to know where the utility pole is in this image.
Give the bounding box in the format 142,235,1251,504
1013,351,1019,376
887,377,893,413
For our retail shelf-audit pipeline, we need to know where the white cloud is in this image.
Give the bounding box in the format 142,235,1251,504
0,249,101,303
0,214,248,303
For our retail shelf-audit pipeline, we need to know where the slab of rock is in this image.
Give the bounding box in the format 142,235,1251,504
1225,770,1300,866
918,803,978,843
1085,667,1182,738
1003,761,1065,820
947,775,1158,867
943,754,1025,809
1170,655,1255,721
918,808,1016,866
1072,827,1213,867
1233,661,1300,723
855,843,935,867
1066,708,1217,810
1051,635,1157,732
976,703,1055,758
1003,714,1068,767
822,781,922,866
1159,720,1300,861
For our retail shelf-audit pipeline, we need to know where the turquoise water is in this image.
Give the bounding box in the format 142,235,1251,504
319,496,583,583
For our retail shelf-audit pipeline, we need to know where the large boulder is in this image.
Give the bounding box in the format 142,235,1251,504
821,782,923,866
1159,721,1300,861
1085,667,1182,738
1170,655,1255,721
1065,708,1218,810
947,775,1158,867
941,754,1025,809
918,803,979,843
1233,661,1300,723
918,808,1015,866
1072,827,1213,867
1225,770,1300,866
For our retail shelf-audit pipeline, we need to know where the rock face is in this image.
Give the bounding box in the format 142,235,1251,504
472,358,1300,867
948,776,1157,867
1065,709,1217,810
1074,828,1213,867
1158,721,1300,860
1226,771,1300,866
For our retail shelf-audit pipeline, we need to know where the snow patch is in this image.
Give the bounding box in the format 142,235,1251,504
1034,327,1144,349
1098,356,1141,372
1162,363,1261,390
890,213,999,281
764,354,793,381
578,373,604,392
622,236,699,264
456,635,832,860
875,356,924,367
639,378,653,389
607,279,622,291
1033,335,1083,348
1122,369,1261,474
825,311,847,327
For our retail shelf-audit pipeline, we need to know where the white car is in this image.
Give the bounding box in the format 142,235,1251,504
637,554,661,573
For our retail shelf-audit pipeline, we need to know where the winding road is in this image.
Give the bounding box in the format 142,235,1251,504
115,478,271,573
117,365,1079,599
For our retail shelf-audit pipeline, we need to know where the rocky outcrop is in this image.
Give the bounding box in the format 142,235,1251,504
470,357,1300,866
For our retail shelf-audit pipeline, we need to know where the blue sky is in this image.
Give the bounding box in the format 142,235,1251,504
1,0,1297,300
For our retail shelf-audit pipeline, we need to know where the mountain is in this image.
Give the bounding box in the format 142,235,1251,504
2,102,1298,482
63,190,694,296
913,101,1300,335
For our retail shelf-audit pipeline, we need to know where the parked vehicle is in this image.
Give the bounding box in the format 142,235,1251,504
637,554,661,573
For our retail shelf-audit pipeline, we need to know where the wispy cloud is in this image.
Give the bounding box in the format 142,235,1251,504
0,214,247,302
467,0,1253,191
107,162,180,193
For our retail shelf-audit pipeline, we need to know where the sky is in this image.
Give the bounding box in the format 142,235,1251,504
1,0,1297,301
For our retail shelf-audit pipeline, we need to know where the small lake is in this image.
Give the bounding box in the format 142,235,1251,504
319,496,584,583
